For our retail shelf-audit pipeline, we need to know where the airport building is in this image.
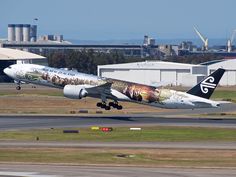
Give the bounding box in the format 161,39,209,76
98,61,207,87
98,59,236,86
207,59,236,86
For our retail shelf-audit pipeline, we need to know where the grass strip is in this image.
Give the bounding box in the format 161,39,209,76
0,148,235,167
1,126,236,142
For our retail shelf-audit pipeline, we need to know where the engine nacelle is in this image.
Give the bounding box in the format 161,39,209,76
63,85,88,99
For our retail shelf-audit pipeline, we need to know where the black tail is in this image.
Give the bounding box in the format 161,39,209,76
187,68,225,99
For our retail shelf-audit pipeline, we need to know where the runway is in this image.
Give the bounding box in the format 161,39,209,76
0,114,236,130
0,164,236,177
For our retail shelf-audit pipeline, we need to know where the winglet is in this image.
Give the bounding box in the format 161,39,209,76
187,68,225,99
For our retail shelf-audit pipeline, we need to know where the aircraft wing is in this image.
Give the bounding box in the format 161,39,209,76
85,81,130,101
85,82,114,96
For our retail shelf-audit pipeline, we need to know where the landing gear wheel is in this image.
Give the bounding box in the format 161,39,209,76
108,101,123,110
105,105,111,110
97,102,111,110
97,102,102,107
101,103,106,109
108,102,114,107
16,86,21,90
117,105,123,110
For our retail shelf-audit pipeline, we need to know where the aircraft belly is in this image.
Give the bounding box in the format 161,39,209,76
192,101,213,108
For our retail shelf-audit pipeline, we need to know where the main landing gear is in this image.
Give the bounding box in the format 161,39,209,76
97,101,123,110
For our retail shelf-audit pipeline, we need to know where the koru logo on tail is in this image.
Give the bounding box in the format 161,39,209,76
200,76,216,94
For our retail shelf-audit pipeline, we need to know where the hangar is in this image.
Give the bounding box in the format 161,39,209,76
98,61,207,87
98,59,236,87
0,48,47,82
208,59,236,86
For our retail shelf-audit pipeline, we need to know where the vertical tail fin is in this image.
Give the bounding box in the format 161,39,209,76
187,68,225,99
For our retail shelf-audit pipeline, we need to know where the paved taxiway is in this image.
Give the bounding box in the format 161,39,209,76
0,164,236,177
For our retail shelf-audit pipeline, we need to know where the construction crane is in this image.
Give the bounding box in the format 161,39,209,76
194,27,208,51
227,29,236,52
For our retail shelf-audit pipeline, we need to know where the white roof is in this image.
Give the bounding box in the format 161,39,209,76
0,48,46,60
99,61,203,70
208,59,236,70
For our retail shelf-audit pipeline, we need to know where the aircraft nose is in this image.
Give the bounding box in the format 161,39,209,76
3,68,9,75
3,67,14,78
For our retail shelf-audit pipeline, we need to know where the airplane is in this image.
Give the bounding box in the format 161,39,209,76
3,64,225,110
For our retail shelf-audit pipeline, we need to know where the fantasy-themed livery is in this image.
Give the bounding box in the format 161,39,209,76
4,64,225,110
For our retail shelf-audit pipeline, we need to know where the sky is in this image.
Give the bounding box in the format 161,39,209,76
1,0,236,40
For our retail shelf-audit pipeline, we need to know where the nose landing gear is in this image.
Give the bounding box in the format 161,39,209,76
16,82,21,90
16,86,21,90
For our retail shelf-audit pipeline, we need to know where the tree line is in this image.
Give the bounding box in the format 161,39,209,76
165,53,222,64
46,50,221,75
46,50,150,75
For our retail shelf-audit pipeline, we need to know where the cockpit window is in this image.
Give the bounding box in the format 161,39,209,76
8,66,12,69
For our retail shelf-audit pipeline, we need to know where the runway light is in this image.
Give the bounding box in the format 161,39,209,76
100,127,113,132
130,128,141,131
91,126,100,130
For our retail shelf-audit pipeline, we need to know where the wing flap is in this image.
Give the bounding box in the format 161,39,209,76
86,82,113,96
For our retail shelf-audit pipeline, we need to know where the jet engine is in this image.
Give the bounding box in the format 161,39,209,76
63,85,88,99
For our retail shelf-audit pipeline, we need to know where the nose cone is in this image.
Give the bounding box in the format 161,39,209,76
3,67,14,78
3,68,9,75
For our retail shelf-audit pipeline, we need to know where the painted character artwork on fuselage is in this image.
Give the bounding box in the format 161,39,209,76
110,80,161,103
19,66,163,104
19,67,103,88
41,69,99,87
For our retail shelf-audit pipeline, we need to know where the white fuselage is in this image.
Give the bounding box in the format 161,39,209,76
4,64,220,109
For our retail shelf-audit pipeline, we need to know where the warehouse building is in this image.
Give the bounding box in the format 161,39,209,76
98,59,236,86
98,61,207,87
207,59,236,86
